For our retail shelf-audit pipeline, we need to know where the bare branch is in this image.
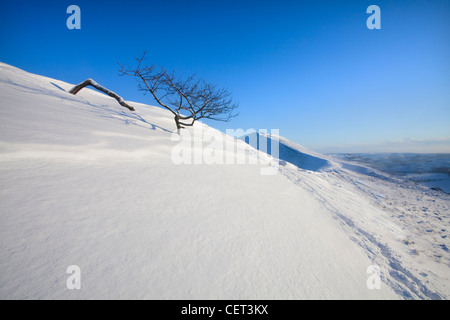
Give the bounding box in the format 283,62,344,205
119,53,238,133
69,79,135,111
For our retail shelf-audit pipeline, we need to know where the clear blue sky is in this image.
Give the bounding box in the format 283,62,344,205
1,0,449,152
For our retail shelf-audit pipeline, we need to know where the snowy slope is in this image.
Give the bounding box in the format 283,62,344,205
238,131,450,299
0,63,448,299
249,136,450,299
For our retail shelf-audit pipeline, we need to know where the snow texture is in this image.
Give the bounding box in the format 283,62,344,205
0,62,448,299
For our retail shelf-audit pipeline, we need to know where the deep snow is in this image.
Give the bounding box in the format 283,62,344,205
0,62,448,299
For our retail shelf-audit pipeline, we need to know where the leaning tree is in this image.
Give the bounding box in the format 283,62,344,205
119,53,238,134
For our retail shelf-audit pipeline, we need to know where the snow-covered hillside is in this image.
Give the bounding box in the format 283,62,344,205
0,63,448,299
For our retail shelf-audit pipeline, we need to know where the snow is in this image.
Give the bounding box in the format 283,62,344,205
0,62,448,299
331,153,450,193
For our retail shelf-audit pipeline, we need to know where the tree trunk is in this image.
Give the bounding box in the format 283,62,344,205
69,79,135,111
175,115,183,135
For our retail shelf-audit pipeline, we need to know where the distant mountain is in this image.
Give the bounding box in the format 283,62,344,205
1,62,448,300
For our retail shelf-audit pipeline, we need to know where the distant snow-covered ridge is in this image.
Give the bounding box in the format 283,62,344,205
330,153,450,193
239,131,402,183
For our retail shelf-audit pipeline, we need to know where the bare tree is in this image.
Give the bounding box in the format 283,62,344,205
69,78,135,111
119,53,238,133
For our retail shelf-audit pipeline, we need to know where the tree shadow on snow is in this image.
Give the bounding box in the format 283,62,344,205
91,104,173,134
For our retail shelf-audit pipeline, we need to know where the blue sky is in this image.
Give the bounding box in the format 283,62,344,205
1,0,449,153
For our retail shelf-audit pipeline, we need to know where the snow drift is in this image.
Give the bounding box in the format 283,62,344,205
0,62,449,299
